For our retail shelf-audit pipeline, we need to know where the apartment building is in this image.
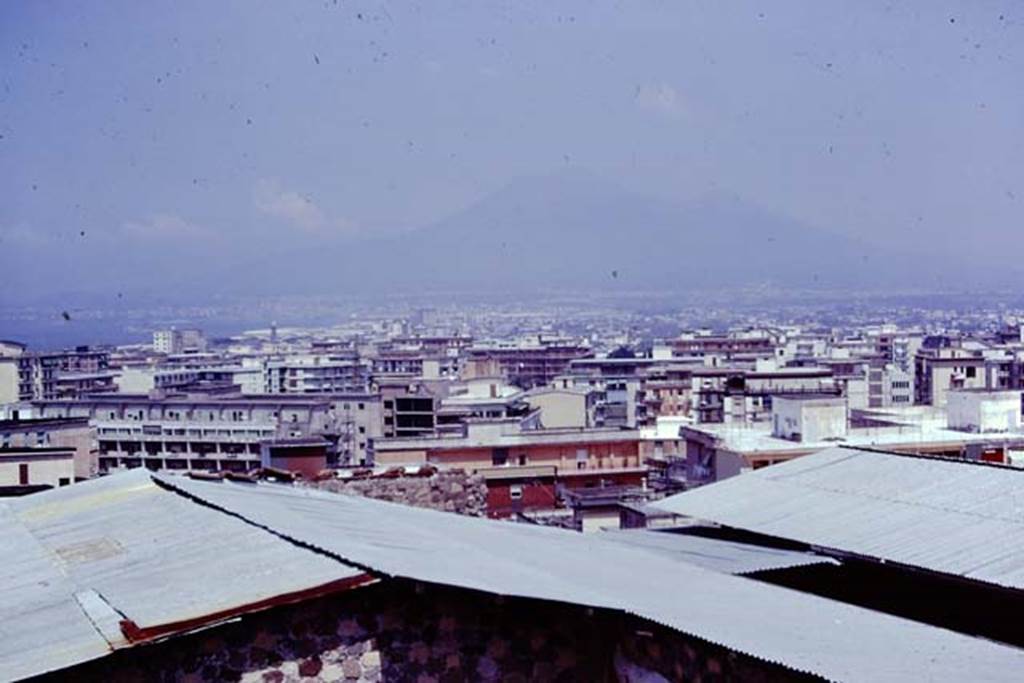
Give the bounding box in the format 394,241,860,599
32,395,345,474
377,378,440,439
3,347,116,401
372,419,645,518
660,330,780,360
915,347,990,406
689,365,838,424
683,390,1024,485
265,354,370,394
463,336,592,389
0,416,96,479
153,328,207,354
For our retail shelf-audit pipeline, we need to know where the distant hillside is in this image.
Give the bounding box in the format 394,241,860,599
242,169,933,296
5,169,982,309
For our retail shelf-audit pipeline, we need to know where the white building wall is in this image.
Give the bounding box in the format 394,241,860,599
0,360,19,404
526,391,589,429
948,391,1022,433
0,455,75,487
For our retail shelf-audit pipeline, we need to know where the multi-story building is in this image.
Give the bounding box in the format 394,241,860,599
659,330,780,361
463,336,592,389
329,393,383,466
0,416,96,479
372,419,646,518
265,354,370,394
32,395,347,474
10,347,115,401
915,347,989,406
153,328,207,354
689,365,838,424
377,378,441,439
683,390,1024,485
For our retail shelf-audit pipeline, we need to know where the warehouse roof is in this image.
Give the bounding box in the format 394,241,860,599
4,468,1024,681
653,446,1024,590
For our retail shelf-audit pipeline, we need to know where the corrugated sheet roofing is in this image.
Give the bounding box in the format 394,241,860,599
5,468,1024,682
653,446,1024,590
153,472,1024,682
2,470,366,681
597,528,839,575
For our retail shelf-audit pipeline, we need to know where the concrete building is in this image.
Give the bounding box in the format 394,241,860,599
689,365,839,424
265,354,369,394
464,336,592,389
0,416,96,479
32,395,345,474
115,365,244,394
13,347,114,401
946,389,1022,434
260,437,330,477
771,395,848,443
661,330,779,360
0,446,76,492
914,347,989,407
682,398,1024,485
153,328,207,354
329,393,383,466
524,386,597,429
372,420,646,518
436,379,530,433
0,357,19,404
377,379,440,439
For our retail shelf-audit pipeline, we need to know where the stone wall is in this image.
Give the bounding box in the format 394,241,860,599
40,580,816,683
309,469,488,517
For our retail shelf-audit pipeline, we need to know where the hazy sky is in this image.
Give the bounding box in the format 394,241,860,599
1,0,1021,301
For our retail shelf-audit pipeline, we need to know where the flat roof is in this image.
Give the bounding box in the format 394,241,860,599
682,414,1024,456
374,427,642,451
0,417,90,430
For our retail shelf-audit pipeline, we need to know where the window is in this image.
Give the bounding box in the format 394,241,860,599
59,477,70,487
358,426,365,434
966,367,977,378
19,463,29,485
492,447,509,466
509,485,523,500
358,403,365,410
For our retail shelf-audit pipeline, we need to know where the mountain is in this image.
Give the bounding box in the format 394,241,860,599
4,169,978,310
237,169,938,297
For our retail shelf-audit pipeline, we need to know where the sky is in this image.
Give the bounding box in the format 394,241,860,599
1,0,1021,303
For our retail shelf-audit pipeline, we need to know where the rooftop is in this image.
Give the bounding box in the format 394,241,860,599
5,469,1024,681
0,416,90,430
654,446,1024,590
374,426,642,451
684,406,1024,455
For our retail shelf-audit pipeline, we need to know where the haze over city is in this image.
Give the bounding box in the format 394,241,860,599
2,0,1021,311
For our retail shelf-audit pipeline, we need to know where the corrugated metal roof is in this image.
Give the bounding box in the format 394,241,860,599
2,470,368,681
652,446,1024,590
152,472,1024,682
597,528,839,575
0,503,110,681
